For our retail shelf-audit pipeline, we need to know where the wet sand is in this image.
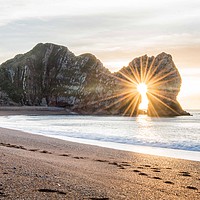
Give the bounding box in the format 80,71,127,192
0,106,69,116
0,110,200,199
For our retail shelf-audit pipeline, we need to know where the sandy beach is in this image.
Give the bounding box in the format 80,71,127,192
0,111,199,199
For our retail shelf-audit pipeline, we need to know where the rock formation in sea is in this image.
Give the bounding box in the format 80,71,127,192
115,53,190,116
0,43,189,116
0,43,116,114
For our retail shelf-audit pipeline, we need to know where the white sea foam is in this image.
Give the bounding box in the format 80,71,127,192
0,111,199,161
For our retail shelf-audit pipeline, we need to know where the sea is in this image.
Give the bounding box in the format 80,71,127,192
0,110,199,161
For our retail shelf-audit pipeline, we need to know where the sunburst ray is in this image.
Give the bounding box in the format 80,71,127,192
145,59,164,83
149,89,178,104
148,69,177,87
123,93,141,116
143,56,149,83
144,57,156,83
147,92,180,115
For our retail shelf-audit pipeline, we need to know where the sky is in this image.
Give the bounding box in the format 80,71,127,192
0,0,200,109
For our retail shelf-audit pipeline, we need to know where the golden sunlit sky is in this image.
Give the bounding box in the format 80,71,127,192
0,0,200,109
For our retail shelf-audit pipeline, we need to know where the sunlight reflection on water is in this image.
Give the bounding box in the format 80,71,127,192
0,111,199,160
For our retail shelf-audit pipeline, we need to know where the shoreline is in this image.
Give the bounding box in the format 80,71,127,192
0,109,199,162
0,127,200,199
0,106,69,116
37,133,200,162
2,125,200,162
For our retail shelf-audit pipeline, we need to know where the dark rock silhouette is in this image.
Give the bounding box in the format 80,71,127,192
117,53,190,116
0,43,189,116
0,43,114,113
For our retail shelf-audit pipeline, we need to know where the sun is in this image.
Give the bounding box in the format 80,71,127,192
137,83,147,95
137,83,148,110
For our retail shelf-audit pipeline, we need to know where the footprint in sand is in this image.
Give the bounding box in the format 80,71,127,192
138,172,148,176
95,160,131,170
164,181,174,185
132,170,148,176
108,162,119,166
0,143,27,150
38,188,66,195
95,159,109,163
186,186,198,190
142,164,151,168
118,165,125,169
29,149,39,152
121,161,130,164
153,169,161,172
108,162,126,169
133,169,141,173
59,154,70,157
179,171,191,177
73,156,87,159
40,150,52,154
120,163,131,167
151,167,161,172
152,177,162,180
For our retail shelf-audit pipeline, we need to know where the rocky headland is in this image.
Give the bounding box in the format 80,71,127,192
0,43,190,116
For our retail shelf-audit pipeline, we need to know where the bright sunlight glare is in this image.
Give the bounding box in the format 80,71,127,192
137,83,148,110
137,83,147,94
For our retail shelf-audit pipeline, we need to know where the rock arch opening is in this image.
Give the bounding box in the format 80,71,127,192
137,83,148,111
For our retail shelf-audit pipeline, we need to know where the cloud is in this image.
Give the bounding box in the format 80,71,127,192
0,0,200,68
1,0,200,26
0,0,150,26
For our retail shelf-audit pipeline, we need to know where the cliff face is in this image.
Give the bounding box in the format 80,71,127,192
0,43,189,116
115,53,190,116
0,43,116,113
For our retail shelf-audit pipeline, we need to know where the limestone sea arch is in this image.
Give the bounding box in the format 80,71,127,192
113,52,190,117
0,43,190,117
